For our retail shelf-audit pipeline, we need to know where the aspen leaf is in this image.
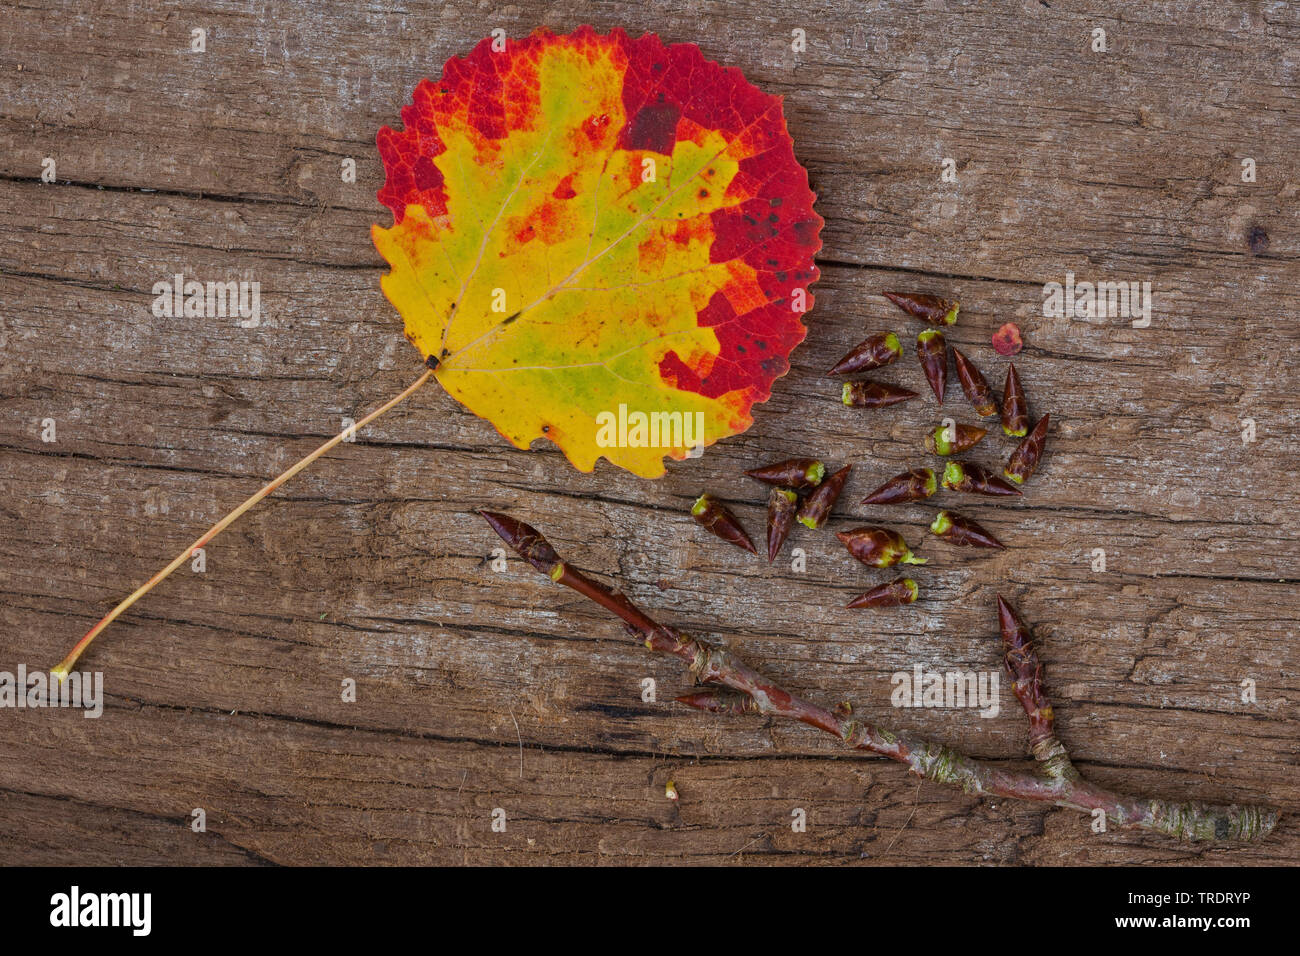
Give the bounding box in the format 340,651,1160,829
373,26,823,477
51,28,823,674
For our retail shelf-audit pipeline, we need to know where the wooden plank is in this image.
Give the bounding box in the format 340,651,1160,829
1,0,1297,864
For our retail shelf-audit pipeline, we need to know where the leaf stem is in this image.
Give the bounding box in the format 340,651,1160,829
53,367,435,679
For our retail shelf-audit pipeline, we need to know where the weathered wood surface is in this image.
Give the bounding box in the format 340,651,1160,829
1,0,1297,865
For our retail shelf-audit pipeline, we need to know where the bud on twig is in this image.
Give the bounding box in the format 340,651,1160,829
676,688,760,716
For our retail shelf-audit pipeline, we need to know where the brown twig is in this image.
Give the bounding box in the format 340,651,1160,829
480,511,1278,843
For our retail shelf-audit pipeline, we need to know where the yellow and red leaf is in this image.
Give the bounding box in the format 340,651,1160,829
373,27,822,477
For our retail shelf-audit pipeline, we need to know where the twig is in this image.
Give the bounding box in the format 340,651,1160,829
481,511,1278,844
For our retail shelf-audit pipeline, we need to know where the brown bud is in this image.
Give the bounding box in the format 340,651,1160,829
940,461,1022,498
924,422,988,456
828,332,903,376
836,527,927,567
952,348,998,417
1001,363,1029,437
929,510,1004,549
690,494,757,554
745,458,825,488
842,381,918,408
917,329,948,403
847,577,919,609
796,465,852,530
883,291,959,326
765,487,799,562
861,467,938,505
1005,415,1051,485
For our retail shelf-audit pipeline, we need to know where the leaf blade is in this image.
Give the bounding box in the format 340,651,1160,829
374,27,822,477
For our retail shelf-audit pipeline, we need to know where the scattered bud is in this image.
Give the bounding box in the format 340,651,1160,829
842,381,918,408
836,527,927,567
1005,414,1051,484
861,467,937,505
925,422,988,456
883,291,959,326
745,457,825,488
690,494,758,554
952,348,998,417
941,461,1022,498
766,487,799,562
1001,363,1029,437
846,577,919,609
929,510,1005,549
916,328,948,403
796,465,852,530
828,331,903,376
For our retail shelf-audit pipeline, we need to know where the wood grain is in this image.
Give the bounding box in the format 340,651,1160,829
1,0,1297,865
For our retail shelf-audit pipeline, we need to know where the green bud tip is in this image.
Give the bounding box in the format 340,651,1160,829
902,551,927,565
922,468,938,496
1003,424,1028,438
943,304,959,326
902,578,919,602
779,488,798,504
929,511,953,535
549,561,565,581
1003,468,1025,484
841,382,853,405
690,494,710,516
941,462,964,488
917,328,942,345
931,427,952,456
806,461,826,485
884,332,902,354
797,515,819,530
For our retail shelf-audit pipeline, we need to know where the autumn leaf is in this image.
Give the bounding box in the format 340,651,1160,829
52,27,822,674
373,26,823,477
